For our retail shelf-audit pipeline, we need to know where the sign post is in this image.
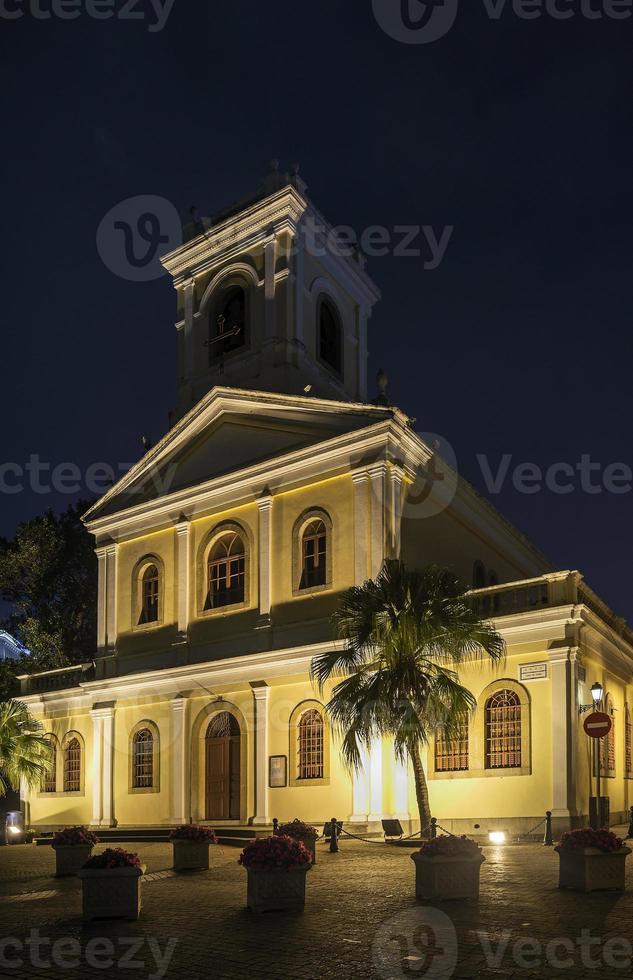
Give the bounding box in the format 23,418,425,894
584,712,612,829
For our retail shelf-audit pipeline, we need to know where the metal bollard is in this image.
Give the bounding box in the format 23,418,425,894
543,811,553,847
627,807,633,840
329,817,339,853
430,817,437,840
272,818,279,836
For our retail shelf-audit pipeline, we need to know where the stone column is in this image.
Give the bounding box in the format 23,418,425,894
349,745,370,823
183,279,196,383
90,702,116,827
392,756,410,822
390,465,404,559
105,544,118,652
96,547,108,652
257,495,273,624
175,519,191,640
368,463,387,578
352,470,370,585
368,738,384,823
170,696,189,825
549,649,574,827
250,683,270,826
90,710,103,826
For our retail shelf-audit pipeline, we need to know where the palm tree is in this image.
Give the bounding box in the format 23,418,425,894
0,700,52,797
311,561,505,832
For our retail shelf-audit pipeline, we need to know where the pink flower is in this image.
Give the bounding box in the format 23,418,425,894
82,848,141,869
557,828,624,853
418,835,481,858
169,825,218,844
52,826,99,849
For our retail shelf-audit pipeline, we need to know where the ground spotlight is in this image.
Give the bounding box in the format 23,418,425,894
488,831,507,845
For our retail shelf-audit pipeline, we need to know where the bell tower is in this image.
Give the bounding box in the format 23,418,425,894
161,164,381,422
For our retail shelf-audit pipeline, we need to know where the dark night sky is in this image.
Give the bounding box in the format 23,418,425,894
1,2,632,617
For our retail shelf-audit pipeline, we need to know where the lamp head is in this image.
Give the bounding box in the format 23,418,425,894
591,682,604,704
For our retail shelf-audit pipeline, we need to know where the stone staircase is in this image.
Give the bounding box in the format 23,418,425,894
34,826,271,848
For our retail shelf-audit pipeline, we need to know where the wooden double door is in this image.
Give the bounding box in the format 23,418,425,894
205,713,241,820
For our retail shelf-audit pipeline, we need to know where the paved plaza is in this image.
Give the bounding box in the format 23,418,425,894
1,831,633,980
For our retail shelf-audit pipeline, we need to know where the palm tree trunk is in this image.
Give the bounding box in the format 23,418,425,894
409,742,432,835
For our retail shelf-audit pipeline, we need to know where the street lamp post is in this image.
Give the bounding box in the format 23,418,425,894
579,682,605,829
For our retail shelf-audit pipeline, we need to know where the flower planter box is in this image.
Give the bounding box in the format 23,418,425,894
172,840,212,872
246,867,310,913
411,852,486,901
77,865,146,921
556,846,631,892
54,845,94,878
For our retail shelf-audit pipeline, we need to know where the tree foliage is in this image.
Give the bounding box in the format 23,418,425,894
312,560,505,829
0,503,97,675
0,699,53,797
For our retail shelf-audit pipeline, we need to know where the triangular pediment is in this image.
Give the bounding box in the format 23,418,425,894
84,387,397,524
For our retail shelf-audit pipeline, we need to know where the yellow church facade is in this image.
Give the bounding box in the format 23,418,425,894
20,169,633,838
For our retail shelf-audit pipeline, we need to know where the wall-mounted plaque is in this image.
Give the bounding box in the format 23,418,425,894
577,665,587,683
269,755,287,788
520,662,548,681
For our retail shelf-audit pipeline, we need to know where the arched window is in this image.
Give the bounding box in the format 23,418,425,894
63,737,82,793
473,561,486,589
206,531,246,609
485,690,522,769
41,734,58,793
300,519,327,590
318,298,342,374
626,705,632,778
435,719,469,772
139,564,159,625
210,285,247,360
298,709,324,780
132,728,154,789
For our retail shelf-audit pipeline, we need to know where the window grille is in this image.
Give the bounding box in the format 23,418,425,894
207,533,245,609
298,709,324,779
63,738,81,792
435,720,469,772
132,728,154,789
485,690,522,769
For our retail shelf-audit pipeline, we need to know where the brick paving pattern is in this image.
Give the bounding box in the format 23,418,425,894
0,831,632,979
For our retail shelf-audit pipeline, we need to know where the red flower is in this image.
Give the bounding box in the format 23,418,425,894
52,826,99,849
557,828,624,853
239,835,312,871
417,835,482,858
82,848,141,869
275,819,318,839
169,825,218,844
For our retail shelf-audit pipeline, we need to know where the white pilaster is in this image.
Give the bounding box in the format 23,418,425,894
90,711,103,826
105,544,118,652
170,696,189,824
183,279,195,382
349,745,370,823
352,469,370,585
96,547,108,652
368,463,387,578
549,650,573,819
257,496,273,623
264,236,276,341
390,465,404,559
368,738,384,822
250,683,270,826
101,706,115,828
175,519,191,639
91,703,116,827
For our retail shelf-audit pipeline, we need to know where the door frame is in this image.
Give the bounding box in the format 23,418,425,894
191,702,249,824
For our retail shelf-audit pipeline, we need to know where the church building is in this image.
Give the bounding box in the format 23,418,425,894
20,168,633,839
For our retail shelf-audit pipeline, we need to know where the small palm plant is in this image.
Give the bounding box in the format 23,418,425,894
0,699,53,797
312,561,505,831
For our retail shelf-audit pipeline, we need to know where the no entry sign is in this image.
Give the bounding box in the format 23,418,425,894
583,712,612,739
